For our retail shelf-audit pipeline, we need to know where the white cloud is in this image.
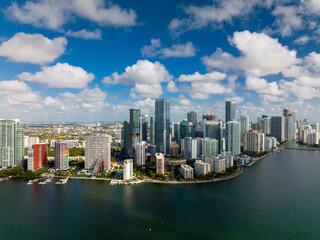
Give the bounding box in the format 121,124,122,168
0,33,67,64
104,60,172,99
245,76,283,96
0,80,32,95
141,39,196,58
65,29,102,40
43,86,107,112
225,96,244,103
178,71,226,82
130,83,163,99
202,31,300,77
169,0,272,36
166,81,178,93
279,80,320,100
5,0,137,30
18,63,94,88
293,35,311,45
272,6,303,37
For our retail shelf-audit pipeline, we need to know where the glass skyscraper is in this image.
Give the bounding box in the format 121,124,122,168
155,99,170,155
240,115,250,142
128,109,141,158
271,116,285,142
187,111,197,126
225,101,236,122
226,120,241,156
0,119,24,167
54,142,69,170
149,115,155,145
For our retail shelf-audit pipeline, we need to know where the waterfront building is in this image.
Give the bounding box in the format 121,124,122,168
180,164,194,179
221,151,234,168
202,138,219,156
283,109,296,140
214,158,226,173
240,116,249,142
0,119,24,167
194,160,210,176
140,115,148,142
243,130,264,155
307,132,319,145
85,134,111,171
271,116,285,143
187,111,197,126
226,120,241,156
165,157,187,166
135,141,146,165
261,118,271,135
150,115,155,144
310,123,320,132
54,142,69,170
155,153,165,175
123,159,133,180
155,99,170,155
226,101,236,122
234,155,251,165
128,109,141,158
27,143,47,171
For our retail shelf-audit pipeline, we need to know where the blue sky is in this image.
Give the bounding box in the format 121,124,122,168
1,0,320,122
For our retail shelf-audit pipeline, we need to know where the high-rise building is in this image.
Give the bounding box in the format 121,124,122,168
173,122,181,144
123,159,133,180
181,137,203,160
54,142,69,170
0,119,24,167
85,134,111,171
121,121,130,158
140,115,148,142
202,120,223,153
226,101,236,122
243,130,264,155
240,116,249,142
226,120,241,156
271,116,285,142
202,138,219,156
27,143,47,171
135,141,146,165
187,111,197,126
180,121,194,140
283,109,296,140
155,153,165,175
261,118,271,135
150,115,155,144
155,99,170,155
128,109,141,158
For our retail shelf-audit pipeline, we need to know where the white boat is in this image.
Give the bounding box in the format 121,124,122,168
27,180,33,185
55,177,69,185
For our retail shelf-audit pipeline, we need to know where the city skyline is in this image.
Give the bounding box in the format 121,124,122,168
1,1,320,122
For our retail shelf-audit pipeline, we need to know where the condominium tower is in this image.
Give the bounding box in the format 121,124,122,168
155,99,170,155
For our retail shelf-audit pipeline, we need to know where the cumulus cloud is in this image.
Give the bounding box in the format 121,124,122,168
0,80,32,95
0,33,67,64
178,71,233,99
5,0,138,30
18,63,94,88
65,29,102,40
202,31,300,77
168,0,272,36
178,71,226,82
166,81,178,93
103,60,172,99
141,39,196,58
293,35,311,45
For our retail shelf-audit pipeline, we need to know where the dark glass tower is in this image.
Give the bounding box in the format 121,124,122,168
187,111,197,126
225,101,236,122
128,109,141,158
155,99,170,155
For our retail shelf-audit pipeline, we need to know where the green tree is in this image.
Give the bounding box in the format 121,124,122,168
24,170,36,181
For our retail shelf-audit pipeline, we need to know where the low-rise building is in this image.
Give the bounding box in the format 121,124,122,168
234,155,251,165
165,158,187,166
180,164,194,179
194,160,210,176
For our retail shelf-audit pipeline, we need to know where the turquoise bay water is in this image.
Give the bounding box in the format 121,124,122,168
0,149,320,239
